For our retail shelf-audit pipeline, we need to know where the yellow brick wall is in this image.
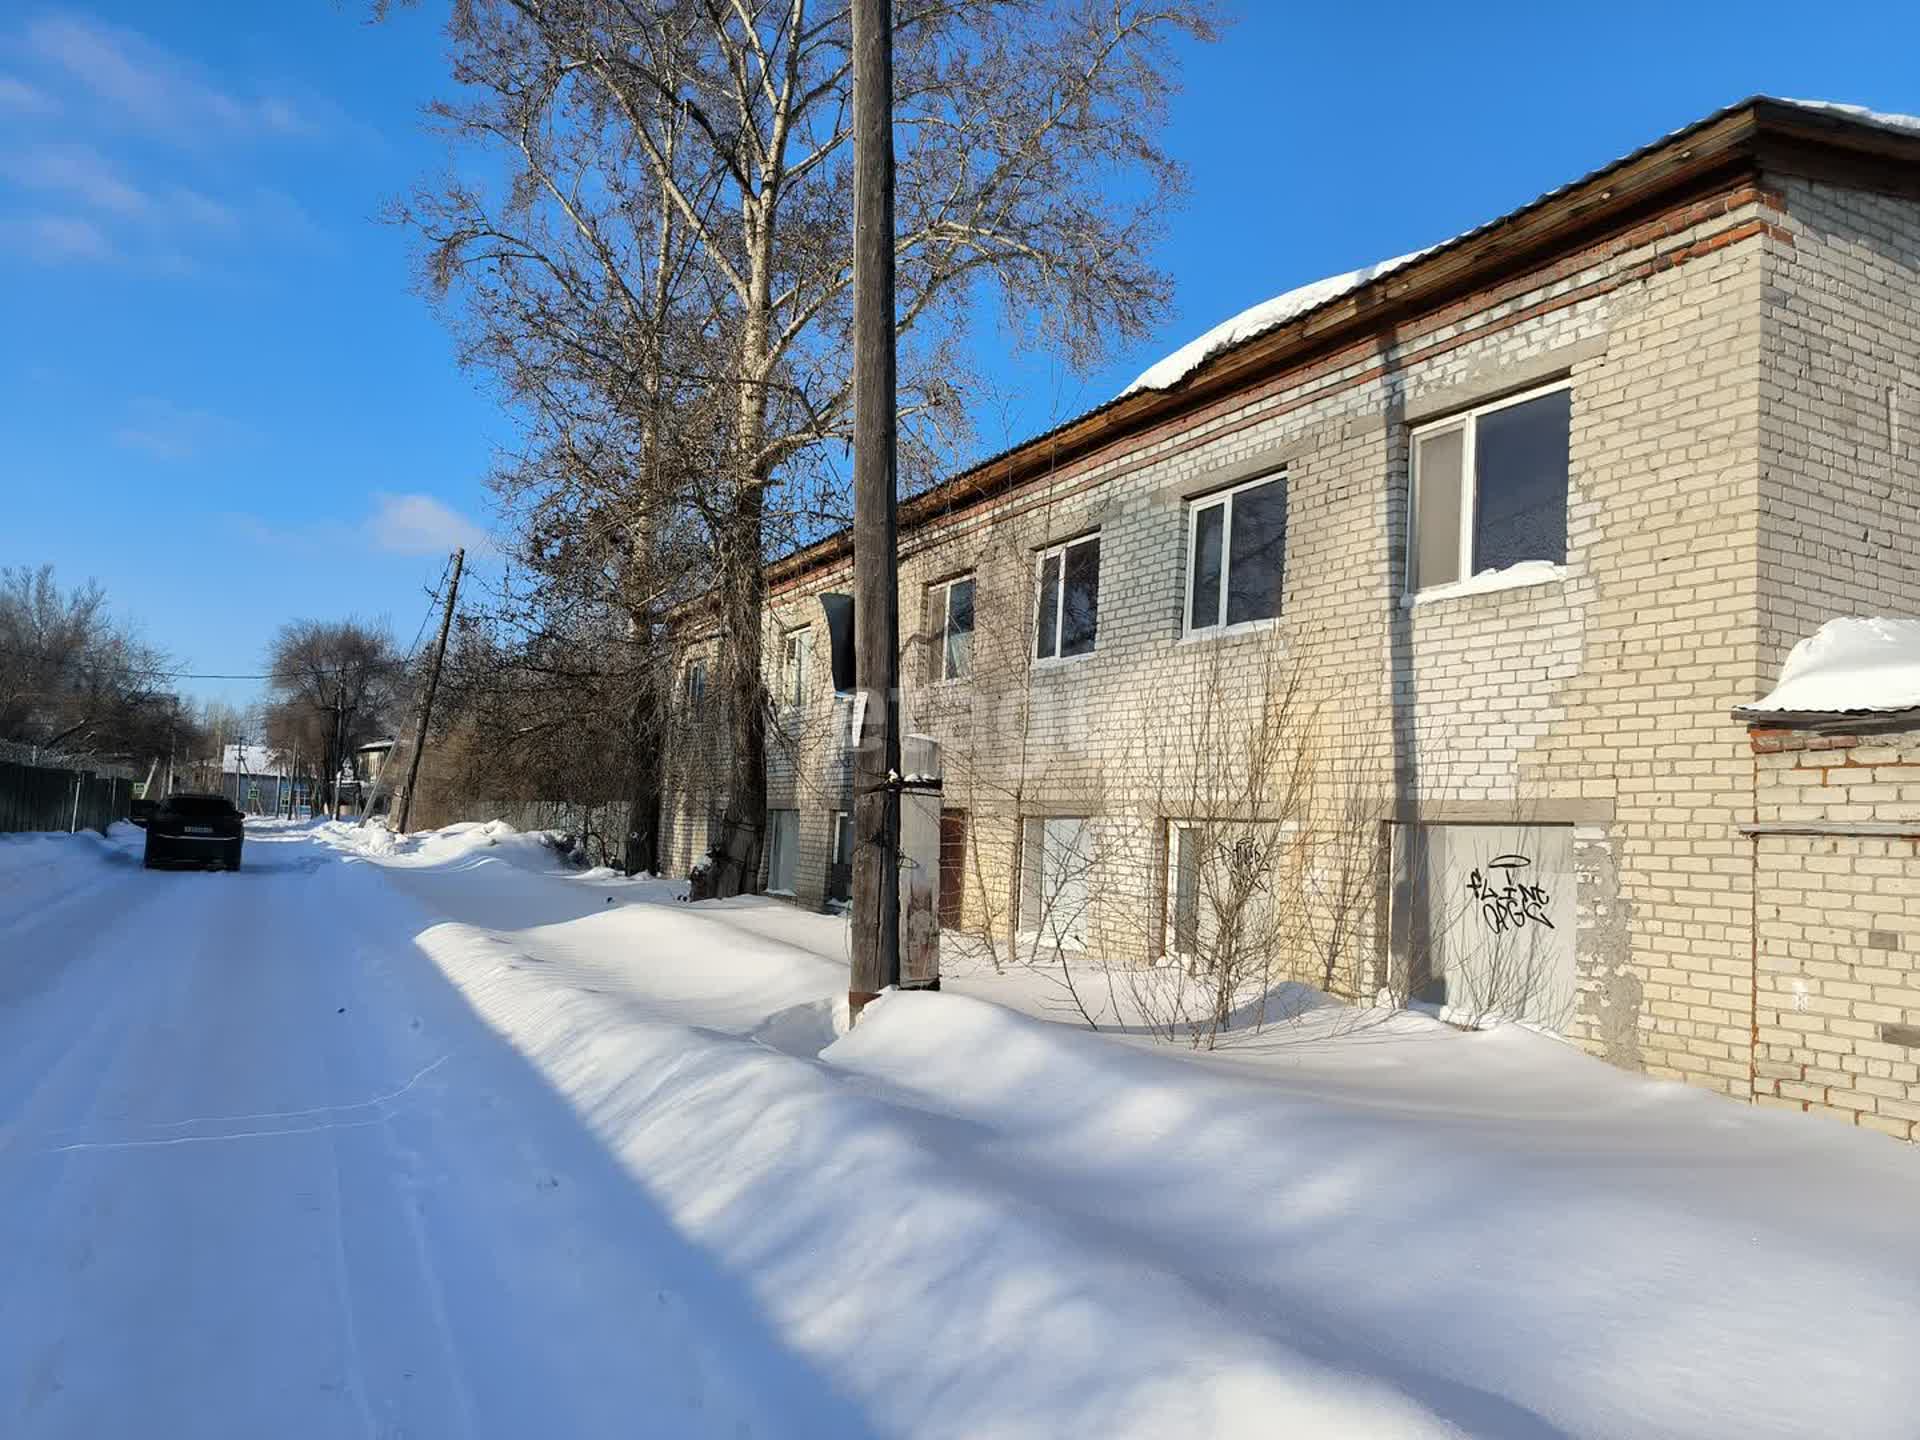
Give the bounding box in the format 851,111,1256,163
1752,728,1920,1140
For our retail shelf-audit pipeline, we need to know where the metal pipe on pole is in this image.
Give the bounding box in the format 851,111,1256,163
394,547,464,834
848,0,901,1022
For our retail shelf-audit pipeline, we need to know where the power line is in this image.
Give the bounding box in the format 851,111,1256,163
401,554,456,668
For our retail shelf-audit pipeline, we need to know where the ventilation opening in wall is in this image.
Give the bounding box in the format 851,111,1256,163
1388,821,1577,1032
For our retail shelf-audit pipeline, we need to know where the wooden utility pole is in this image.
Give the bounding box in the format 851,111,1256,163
328,687,344,819
848,0,900,1022
394,547,464,834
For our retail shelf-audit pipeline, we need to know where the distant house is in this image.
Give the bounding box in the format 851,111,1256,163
348,738,397,816
219,744,292,816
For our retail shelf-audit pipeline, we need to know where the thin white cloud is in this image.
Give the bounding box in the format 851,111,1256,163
1,140,148,214
114,398,254,461
0,213,111,264
162,186,238,231
0,17,342,273
366,493,490,557
0,74,56,113
0,145,288,270
25,12,319,142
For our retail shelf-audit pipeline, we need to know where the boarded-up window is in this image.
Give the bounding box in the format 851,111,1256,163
766,808,800,894
1162,819,1289,966
1019,816,1092,946
1389,822,1577,1029
1169,822,1201,956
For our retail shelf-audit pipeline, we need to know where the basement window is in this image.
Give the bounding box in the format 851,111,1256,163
1034,534,1100,662
766,808,799,895
1018,816,1093,948
1186,473,1288,633
1409,382,1571,593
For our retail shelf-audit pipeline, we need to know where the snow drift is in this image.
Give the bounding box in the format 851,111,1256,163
337,822,1920,1440
7,819,1919,1438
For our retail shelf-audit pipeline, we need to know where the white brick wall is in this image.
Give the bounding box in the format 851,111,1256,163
666,173,1920,1111
1760,178,1920,665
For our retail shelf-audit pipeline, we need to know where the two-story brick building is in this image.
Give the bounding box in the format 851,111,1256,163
662,96,1920,1104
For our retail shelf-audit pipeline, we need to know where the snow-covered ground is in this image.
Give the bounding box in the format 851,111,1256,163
2,819,1917,1438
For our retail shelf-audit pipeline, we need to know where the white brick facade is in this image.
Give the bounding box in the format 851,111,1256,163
664,104,1920,1119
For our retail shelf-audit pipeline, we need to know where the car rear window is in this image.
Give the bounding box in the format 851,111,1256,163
167,795,234,817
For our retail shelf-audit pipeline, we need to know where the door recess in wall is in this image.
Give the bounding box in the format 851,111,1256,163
938,809,968,929
1390,822,1577,1031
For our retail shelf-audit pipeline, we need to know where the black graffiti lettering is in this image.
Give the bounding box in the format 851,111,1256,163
1466,853,1555,934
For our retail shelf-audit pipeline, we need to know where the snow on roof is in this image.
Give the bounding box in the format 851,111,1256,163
1120,249,1435,396
221,743,280,775
1120,97,1920,402
1779,98,1920,139
1744,617,1920,716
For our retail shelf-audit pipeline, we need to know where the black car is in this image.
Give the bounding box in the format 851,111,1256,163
143,793,245,870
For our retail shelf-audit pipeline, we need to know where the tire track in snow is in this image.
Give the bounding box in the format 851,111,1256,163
43,1054,451,1152
0,845,234,1432
308,857,489,1440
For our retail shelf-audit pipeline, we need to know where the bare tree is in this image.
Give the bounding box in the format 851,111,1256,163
263,620,405,818
389,601,665,862
382,0,1219,895
0,565,176,766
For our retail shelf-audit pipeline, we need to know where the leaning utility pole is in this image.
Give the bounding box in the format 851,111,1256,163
848,0,901,1022
394,547,464,834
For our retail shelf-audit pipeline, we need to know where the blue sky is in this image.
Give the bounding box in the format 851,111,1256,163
4,1,1918,709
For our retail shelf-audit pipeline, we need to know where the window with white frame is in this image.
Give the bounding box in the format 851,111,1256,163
925,574,975,682
1034,534,1100,661
1018,815,1092,947
1409,382,1572,592
766,808,799,893
779,626,811,708
1185,473,1288,633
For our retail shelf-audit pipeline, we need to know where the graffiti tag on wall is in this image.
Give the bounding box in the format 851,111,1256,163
1466,853,1556,934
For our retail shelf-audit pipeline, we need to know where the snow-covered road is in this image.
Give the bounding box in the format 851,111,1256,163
3,818,1919,1440
0,823,864,1439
